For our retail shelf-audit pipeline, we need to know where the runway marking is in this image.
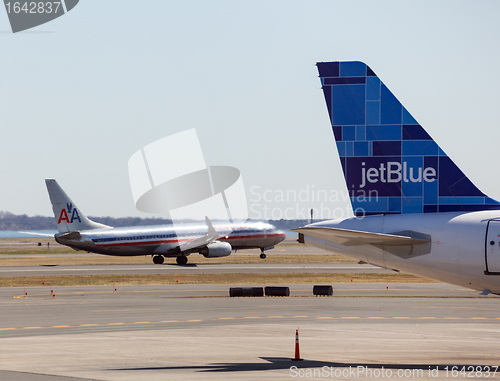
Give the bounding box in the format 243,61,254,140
2,315,500,333
91,309,160,312
409,306,475,309
258,305,315,307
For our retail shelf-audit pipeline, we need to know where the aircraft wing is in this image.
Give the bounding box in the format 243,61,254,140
293,227,430,247
178,217,219,252
179,232,218,252
155,217,220,254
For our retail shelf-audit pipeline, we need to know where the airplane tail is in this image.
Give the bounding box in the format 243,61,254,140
317,61,500,216
45,179,111,233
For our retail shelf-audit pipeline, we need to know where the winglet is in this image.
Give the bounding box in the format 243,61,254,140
205,216,217,236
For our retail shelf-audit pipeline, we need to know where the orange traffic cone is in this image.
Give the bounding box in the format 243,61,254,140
292,328,303,361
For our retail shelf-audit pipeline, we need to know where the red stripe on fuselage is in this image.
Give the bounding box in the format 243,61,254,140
94,233,285,248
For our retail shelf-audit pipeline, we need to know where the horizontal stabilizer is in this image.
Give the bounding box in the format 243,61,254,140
18,231,55,237
293,227,430,247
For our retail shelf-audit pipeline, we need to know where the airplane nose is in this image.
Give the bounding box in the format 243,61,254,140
274,230,286,244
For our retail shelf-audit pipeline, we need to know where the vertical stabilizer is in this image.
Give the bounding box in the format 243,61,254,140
45,179,111,233
317,61,500,216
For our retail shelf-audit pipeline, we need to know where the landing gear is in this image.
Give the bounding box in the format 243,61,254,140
260,250,266,259
153,255,164,265
176,255,188,265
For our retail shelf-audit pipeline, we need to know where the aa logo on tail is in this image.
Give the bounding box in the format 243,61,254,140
3,0,79,33
57,203,81,224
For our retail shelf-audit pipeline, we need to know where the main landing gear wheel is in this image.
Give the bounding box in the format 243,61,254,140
260,252,266,259
153,255,164,265
176,256,188,265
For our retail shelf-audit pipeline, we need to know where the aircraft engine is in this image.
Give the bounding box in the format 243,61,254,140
200,242,232,258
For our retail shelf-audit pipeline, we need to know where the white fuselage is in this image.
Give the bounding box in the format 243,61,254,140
303,210,500,294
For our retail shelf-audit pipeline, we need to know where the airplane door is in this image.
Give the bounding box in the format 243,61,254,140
485,220,500,274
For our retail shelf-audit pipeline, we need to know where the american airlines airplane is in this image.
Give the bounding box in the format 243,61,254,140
295,61,500,295
46,179,285,265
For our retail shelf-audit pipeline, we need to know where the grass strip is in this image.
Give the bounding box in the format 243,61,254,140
0,254,357,266
0,273,435,287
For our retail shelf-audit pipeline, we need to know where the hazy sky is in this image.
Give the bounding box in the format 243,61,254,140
1,1,500,221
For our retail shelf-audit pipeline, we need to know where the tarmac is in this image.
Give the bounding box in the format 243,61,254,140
0,262,392,277
1,283,500,381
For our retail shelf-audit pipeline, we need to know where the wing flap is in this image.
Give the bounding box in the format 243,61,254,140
293,227,430,247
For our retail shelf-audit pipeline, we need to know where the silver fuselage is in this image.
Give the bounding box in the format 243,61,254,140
55,221,285,257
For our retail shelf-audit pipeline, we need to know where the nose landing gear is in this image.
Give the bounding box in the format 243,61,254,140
260,249,266,259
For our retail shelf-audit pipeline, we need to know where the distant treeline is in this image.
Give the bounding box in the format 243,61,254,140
0,211,311,231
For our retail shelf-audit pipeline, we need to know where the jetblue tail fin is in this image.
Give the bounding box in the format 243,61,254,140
45,179,111,233
317,61,500,216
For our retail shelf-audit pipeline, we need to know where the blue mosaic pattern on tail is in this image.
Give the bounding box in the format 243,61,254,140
317,61,500,216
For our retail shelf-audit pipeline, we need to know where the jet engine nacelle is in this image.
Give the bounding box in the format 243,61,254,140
200,241,232,258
